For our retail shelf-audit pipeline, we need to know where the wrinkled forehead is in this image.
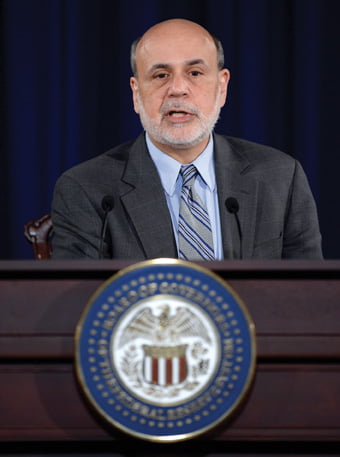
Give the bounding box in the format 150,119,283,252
135,25,218,73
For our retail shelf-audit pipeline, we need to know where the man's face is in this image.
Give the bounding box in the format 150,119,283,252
130,21,230,158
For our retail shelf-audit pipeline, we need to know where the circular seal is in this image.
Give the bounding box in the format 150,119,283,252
75,259,256,442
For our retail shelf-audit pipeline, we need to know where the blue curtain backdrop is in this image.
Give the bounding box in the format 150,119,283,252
2,0,340,259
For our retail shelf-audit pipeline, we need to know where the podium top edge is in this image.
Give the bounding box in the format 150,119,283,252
0,259,339,281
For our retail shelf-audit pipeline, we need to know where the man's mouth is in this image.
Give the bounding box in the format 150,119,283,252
168,110,190,117
164,109,196,123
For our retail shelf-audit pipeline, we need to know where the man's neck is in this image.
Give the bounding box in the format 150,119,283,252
148,135,210,164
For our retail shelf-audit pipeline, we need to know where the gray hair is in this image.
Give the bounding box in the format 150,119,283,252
130,33,225,76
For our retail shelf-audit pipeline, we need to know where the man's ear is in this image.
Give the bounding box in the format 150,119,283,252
219,68,230,108
130,77,140,114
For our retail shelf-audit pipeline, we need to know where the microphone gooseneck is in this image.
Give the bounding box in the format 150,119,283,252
99,196,114,259
225,197,243,259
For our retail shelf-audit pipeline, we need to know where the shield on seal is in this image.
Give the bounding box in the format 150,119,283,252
143,344,188,386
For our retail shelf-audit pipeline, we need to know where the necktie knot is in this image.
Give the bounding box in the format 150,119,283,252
180,164,198,188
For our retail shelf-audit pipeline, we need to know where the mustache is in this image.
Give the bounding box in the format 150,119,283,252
160,102,199,116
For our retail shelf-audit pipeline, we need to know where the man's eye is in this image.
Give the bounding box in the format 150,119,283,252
190,71,202,77
155,73,168,79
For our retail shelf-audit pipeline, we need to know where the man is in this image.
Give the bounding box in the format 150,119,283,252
51,19,322,260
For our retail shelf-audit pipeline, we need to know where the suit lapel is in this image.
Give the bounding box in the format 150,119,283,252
214,134,258,259
119,135,177,258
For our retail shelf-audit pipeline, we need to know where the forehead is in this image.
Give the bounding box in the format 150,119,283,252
135,26,218,72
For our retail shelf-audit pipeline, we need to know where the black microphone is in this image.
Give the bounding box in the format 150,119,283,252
225,197,243,259
99,195,114,259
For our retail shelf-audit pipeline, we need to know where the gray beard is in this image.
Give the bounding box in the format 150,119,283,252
137,96,221,150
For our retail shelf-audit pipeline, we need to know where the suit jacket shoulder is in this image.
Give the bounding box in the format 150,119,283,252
52,134,177,259
216,134,296,169
213,134,323,259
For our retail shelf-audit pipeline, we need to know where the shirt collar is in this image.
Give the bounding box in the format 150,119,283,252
146,133,216,196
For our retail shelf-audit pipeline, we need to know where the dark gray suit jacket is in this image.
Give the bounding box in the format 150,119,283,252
51,133,323,259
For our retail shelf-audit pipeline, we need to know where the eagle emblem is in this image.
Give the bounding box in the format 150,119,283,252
119,304,211,346
114,300,217,395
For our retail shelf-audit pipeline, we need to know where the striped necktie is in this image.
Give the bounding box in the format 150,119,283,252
178,164,215,260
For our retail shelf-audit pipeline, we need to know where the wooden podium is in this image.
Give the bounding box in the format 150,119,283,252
1,260,340,456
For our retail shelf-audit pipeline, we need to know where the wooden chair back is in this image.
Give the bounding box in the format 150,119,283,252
24,213,53,259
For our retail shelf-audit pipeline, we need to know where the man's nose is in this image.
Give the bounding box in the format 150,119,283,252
167,74,188,97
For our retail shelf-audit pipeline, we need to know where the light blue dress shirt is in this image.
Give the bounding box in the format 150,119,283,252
146,133,223,260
